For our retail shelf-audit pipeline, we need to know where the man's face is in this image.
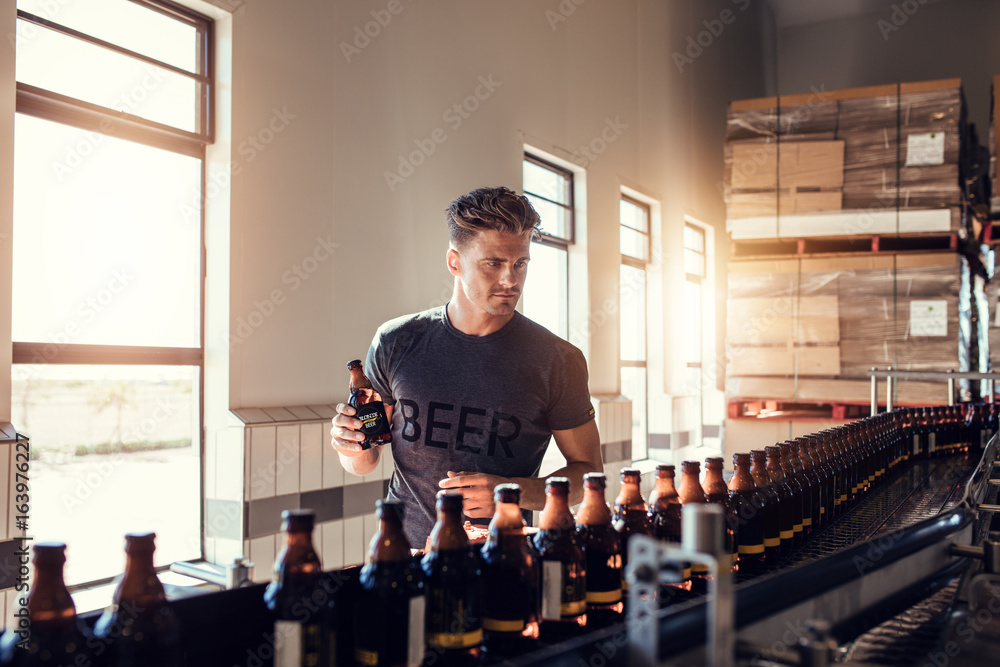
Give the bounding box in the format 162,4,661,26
449,229,531,317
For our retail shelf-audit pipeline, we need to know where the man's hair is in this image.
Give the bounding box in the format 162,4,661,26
445,186,541,248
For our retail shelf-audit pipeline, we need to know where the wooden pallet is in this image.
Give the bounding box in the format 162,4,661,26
730,232,958,259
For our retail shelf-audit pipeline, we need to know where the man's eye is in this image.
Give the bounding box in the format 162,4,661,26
515,261,527,269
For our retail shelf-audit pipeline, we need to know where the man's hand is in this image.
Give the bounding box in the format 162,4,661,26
438,471,507,519
330,403,384,476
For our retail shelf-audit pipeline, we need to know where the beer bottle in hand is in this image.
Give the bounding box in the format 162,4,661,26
347,359,391,449
480,484,539,658
0,543,94,667
533,477,587,640
93,533,182,667
574,473,623,621
264,510,325,667
422,492,482,667
355,501,425,667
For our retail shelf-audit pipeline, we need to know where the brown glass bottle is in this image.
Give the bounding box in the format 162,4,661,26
0,543,95,667
479,484,539,657
574,474,623,621
533,478,587,639
355,501,425,667
703,457,738,568
778,443,806,548
795,440,822,537
647,465,688,586
748,451,781,565
348,359,392,449
728,453,766,574
422,492,482,666
612,468,651,578
94,533,182,667
677,461,710,589
765,446,795,556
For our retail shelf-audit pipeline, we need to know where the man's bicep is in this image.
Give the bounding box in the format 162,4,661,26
551,420,603,468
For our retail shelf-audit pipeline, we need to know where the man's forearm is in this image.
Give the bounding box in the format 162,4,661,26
339,447,381,477
514,460,602,511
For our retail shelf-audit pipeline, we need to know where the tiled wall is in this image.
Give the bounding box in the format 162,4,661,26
0,424,30,631
594,395,634,503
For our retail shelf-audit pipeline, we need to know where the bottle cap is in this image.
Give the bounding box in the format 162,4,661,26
347,359,363,369
281,509,315,532
656,463,675,476
620,467,641,482
33,543,67,566
705,457,723,469
494,483,522,503
545,477,570,494
733,452,751,466
436,491,464,511
124,532,156,553
583,472,607,489
681,460,701,474
376,499,404,521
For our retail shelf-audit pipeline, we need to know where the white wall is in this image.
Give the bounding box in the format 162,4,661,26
1,1,774,427
775,0,1000,137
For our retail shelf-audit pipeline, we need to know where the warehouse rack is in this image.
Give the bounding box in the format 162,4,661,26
868,367,1000,412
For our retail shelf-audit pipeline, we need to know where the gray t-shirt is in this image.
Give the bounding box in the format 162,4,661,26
365,306,596,547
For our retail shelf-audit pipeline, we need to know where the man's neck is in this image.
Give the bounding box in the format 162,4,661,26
446,291,515,337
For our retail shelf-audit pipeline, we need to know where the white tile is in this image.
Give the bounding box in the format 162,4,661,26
215,538,246,567
275,425,300,496
363,514,379,556
343,517,365,567
243,431,251,502
0,444,10,541
596,403,611,445
205,537,217,565
322,428,345,489
320,520,344,571
250,536,277,584
249,426,277,500
217,426,244,502
299,423,324,493
204,432,218,499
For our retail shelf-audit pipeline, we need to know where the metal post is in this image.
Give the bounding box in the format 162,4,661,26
870,368,878,416
989,376,996,405
947,370,955,406
886,367,894,412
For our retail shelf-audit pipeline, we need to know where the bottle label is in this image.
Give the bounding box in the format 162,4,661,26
913,434,921,456
585,549,622,604
928,432,937,454
354,399,390,437
780,529,794,540
426,581,482,649
355,649,378,666
541,560,585,620
484,617,526,632
275,620,321,667
408,595,426,667
764,537,780,547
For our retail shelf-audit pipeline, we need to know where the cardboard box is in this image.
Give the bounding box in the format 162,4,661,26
730,141,845,190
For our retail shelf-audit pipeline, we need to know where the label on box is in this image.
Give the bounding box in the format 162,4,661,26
910,300,948,337
906,132,945,166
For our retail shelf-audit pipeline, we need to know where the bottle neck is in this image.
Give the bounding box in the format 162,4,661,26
615,481,645,510
370,517,411,563
29,563,76,624
749,459,770,487
766,455,786,481
728,461,756,491
678,471,706,503
651,476,679,509
576,487,612,526
117,549,166,608
703,467,726,492
538,492,574,531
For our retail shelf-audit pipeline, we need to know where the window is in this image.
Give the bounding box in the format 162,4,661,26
521,154,574,339
683,222,707,448
620,197,651,460
11,0,213,586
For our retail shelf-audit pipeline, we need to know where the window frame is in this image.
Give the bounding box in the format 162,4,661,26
523,153,575,246
10,0,214,588
619,194,651,266
618,195,651,460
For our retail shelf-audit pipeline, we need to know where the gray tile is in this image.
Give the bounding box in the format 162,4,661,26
621,439,632,461
0,539,27,589
342,480,388,519
649,433,670,450
205,499,242,540
602,442,622,463
703,424,721,438
248,493,301,538
300,487,345,524
675,431,690,448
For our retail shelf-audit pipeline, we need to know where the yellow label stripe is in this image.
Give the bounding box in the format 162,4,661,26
428,629,483,649
561,600,586,616
739,544,765,555
355,649,378,666
780,530,793,539
763,537,780,547
484,618,525,632
793,524,803,533
803,518,812,527
586,589,622,604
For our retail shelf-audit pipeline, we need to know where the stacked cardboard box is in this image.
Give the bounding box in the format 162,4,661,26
725,79,965,238
726,253,961,405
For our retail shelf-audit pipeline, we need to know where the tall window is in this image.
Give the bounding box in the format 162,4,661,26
683,222,707,448
12,0,213,586
521,154,573,339
620,196,650,460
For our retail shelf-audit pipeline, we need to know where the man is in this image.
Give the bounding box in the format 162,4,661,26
331,186,603,546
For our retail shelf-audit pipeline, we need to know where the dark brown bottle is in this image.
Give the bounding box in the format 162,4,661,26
779,443,806,548
765,446,795,557
94,533,182,667
574,474,623,620
728,453,766,574
533,478,587,639
703,457,738,569
348,359,392,449
748,451,781,565
422,492,482,666
612,468,651,581
647,465,688,586
0,544,95,667
677,461,710,588
795,440,822,536
356,501,425,667
480,484,539,657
